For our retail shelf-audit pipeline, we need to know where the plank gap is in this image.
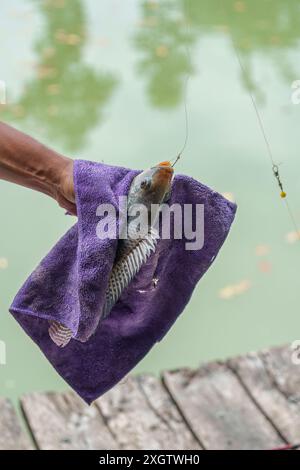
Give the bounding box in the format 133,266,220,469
19,402,39,450
161,372,206,449
227,360,289,446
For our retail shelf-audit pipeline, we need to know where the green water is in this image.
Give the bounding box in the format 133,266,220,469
0,0,300,402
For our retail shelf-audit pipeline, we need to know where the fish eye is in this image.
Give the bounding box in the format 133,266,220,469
140,178,151,189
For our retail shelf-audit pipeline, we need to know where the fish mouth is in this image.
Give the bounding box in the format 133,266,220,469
151,161,174,198
157,160,173,167
154,160,174,177
154,161,174,177
156,160,173,170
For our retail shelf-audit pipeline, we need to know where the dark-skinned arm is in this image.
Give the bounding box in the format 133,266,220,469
0,121,76,215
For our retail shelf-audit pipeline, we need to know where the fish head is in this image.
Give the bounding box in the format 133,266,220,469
128,161,174,210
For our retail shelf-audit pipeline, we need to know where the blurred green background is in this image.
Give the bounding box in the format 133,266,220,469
0,0,300,402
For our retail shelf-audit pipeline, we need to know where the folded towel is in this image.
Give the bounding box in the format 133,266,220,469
10,160,236,404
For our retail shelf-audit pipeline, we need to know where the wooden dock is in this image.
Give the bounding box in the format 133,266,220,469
1,344,299,450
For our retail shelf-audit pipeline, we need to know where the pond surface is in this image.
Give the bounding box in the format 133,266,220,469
0,0,300,401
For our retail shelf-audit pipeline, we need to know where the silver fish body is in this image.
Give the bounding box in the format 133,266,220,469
102,226,158,317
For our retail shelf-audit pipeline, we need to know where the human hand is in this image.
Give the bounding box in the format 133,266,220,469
53,159,76,216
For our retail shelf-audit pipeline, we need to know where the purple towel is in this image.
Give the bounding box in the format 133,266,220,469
10,160,236,404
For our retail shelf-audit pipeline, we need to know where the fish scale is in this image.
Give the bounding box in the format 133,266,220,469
102,226,158,318
48,320,72,348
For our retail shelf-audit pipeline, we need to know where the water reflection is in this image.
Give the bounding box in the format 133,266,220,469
134,0,300,108
2,0,118,152
135,0,195,108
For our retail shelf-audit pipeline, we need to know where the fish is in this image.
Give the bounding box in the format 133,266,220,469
103,161,174,317
48,161,174,347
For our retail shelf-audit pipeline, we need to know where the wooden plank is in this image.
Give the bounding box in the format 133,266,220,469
261,345,300,402
96,375,200,450
0,398,33,450
163,362,284,450
21,391,117,450
138,375,201,448
229,348,300,443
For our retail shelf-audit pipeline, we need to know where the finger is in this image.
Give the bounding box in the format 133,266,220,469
57,193,77,216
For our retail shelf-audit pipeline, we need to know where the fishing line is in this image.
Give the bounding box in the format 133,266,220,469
173,0,192,166
171,154,181,167
176,74,190,160
175,2,299,237
225,9,300,236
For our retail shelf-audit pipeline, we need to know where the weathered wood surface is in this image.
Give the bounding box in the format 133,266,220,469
163,362,283,450
21,391,117,450
0,398,33,450
0,345,299,450
96,375,201,450
229,346,300,444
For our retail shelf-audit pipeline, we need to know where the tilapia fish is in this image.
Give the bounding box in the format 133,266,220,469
49,161,174,347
